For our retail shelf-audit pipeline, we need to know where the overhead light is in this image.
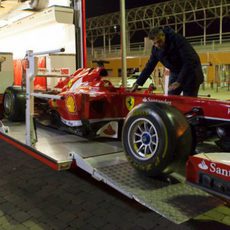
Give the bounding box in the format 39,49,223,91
0,20,8,27
48,0,71,7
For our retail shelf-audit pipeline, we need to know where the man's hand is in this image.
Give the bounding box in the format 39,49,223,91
168,82,181,90
130,82,139,92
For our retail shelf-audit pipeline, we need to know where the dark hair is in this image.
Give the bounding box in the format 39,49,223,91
148,27,164,40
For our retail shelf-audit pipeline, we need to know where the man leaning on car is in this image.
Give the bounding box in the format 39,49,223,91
131,26,204,97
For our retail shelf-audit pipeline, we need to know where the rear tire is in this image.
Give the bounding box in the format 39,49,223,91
122,102,192,177
215,137,230,152
215,125,230,151
3,87,26,122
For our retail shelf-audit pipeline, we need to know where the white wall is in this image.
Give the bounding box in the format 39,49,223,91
0,6,75,59
0,23,75,58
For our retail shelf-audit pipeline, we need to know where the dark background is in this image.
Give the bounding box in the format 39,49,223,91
85,0,169,17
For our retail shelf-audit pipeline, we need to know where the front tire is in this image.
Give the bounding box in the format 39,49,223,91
122,102,192,176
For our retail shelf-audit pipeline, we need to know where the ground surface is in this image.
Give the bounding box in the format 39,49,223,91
0,138,230,230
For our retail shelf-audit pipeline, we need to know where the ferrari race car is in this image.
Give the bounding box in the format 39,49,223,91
3,66,230,177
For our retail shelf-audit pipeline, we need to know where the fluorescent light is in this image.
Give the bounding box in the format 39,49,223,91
0,20,8,27
48,0,71,7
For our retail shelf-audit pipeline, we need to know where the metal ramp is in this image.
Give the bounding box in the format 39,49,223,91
0,120,124,172
0,123,73,171
73,151,224,224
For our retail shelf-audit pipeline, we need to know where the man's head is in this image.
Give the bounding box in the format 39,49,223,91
148,27,166,49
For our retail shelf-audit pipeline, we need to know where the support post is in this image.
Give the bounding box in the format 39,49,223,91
120,0,127,87
219,0,223,44
182,12,186,37
25,50,37,146
73,0,87,68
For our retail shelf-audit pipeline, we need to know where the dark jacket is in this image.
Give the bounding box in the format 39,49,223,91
136,27,204,89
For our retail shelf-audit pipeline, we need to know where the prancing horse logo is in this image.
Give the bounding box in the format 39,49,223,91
125,96,135,111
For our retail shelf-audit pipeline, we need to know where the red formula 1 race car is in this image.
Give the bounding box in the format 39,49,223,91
3,66,230,177
47,67,230,175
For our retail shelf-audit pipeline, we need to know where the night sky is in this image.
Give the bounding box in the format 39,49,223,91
85,0,169,17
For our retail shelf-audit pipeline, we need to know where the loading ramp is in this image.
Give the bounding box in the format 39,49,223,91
73,150,223,224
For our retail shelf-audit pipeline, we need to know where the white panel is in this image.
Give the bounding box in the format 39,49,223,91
46,53,76,89
0,53,14,94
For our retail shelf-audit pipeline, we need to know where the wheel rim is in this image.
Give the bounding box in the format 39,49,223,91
127,118,159,161
4,94,12,114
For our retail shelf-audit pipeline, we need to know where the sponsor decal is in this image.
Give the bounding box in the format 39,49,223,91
96,121,118,138
198,160,230,177
60,68,70,75
228,107,230,115
37,68,69,76
103,124,116,136
68,79,74,88
50,100,57,108
198,160,208,170
210,163,230,177
126,96,135,111
142,97,171,105
65,94,77,114
61,117,82,127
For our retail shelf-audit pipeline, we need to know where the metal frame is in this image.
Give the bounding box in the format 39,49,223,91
25,48,67,146
86,0,230,50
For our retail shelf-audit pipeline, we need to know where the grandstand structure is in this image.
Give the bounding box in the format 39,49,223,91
86,0,229,52
86,0,230,85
